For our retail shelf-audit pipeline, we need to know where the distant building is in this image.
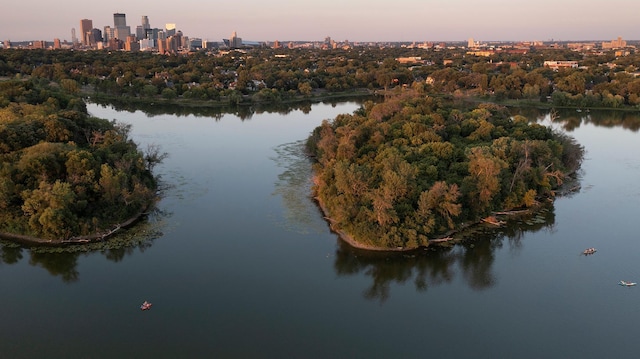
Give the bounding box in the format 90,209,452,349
229,31,242,48
467,50,493,57
103,26,114,43
139,16,152,40
145,28,155,40
615,49,631,57
31,40,46,49
80,19,93,46
113,13,131,40
71,28,78,45
396,57,423,64
136,26,144,40
167,36,179,53
203,40,218,49
188,38,202,51
139,38,155,51
567,42,596,51
89,28,102,46
53,38,61,49
544,60,578,70
221,31,263,49
166,23,176,37
107,38,123,50
125,35,139,51
157,36,179,54
114,13,126,27
468,37,475,48
602,36,626,50
157,38,167,54
142,16,150,30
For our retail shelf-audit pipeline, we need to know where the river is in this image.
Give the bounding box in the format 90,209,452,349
1,102,640,358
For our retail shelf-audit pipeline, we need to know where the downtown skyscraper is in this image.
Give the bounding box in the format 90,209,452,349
113,13,130,40
79,19,93,46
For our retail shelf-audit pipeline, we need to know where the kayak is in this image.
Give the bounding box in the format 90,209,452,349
619,281,637,287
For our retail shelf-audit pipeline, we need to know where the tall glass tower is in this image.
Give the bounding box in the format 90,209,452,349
142,16,150,30
113,13,130,40
114,13,127,27
80,19,93,46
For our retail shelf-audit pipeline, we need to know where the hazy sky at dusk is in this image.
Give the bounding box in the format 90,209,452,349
2,0,639,42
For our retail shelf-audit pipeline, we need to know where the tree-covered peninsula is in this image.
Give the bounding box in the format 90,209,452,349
0,80,162,243
307,90,584,250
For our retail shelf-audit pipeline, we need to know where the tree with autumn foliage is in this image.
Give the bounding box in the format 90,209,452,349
307,90,584,250
0,80,163,241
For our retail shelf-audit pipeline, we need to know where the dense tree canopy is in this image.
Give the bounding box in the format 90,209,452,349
3,44,614,246
0,80,160,241
307,90,584,249
3,46,640,109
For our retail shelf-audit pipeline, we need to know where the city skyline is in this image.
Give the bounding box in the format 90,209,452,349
2,0,639,43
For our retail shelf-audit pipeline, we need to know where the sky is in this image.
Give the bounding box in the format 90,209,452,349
2,0,639,43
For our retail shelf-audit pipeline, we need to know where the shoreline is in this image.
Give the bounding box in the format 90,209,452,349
0,205,150,247
313,195,426,252
312,180,571,253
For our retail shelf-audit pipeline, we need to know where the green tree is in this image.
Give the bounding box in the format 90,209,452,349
161,87,177,99
466,146,507,212
421,181,462,230
21,180,79,239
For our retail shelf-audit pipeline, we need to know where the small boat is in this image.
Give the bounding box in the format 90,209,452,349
619,281,637,287
583,247,597,255
140,301,153,310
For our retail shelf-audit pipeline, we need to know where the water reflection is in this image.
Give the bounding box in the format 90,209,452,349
579,110,640,132
0,243,23,264
511,107,640,132
91,96,370,121
29,251,80,282
332,206,557,303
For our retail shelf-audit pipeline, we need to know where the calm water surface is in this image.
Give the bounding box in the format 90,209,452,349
1,103,640,358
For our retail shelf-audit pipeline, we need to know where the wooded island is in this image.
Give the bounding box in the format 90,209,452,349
0,80,162,243
307,91,584,250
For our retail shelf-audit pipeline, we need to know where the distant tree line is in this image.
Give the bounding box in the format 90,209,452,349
306,89,584,249
2,46,640,109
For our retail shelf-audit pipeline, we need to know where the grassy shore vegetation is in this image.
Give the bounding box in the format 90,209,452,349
0,79,163,242
306,89,584,250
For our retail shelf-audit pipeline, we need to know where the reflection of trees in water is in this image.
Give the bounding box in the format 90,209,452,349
334,244,460,303
92,97,363,121
0,207,167,282
0,243,23,264
579,110,640,132
29,252,80,283
333,205,557,303
512,107,640,132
